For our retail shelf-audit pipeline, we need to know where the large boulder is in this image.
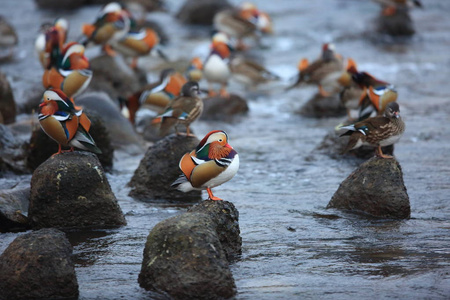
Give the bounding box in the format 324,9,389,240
0,72,16,124
0,124,28,176
129,134,202,202
138,200,240,299
27,111,114,171
76,92,145,154
176,0,232,25
0,228,78,300
0,186,30,232
327,157,410,219
29,151,126,228
201,94,249,122
297,93,346,118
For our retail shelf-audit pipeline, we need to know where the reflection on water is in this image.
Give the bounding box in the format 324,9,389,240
1,0,450,299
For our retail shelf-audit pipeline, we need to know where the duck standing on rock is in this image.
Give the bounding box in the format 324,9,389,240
339,102,405,158
38,89,101,155
151,81,203,136
172,130,239,201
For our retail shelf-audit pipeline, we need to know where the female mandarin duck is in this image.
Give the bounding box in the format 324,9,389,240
124,68,187,124
203,32,233,97
172,130,239,201
151,81,203,136
41,26,92,99
339,102,405,158
229,55,280,89
287,43,345,96
81,2,131,56
38,89,101,155
185,57,203,82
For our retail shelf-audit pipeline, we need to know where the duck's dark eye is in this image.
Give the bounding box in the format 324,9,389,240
218,139,223,142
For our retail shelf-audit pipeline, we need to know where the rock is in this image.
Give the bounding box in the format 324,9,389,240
316,129,394,160
0,124,28,176
176,0,232,25
138,200,240,299
76,92,145,154
129,134,201,202
0,186,30,232
297,93,346,118
16,83,44,114
29,151,126,228
327,157,410,219
34,0,85,9
26,110,114,171
201,94,249,122
376,9,415,37
0,228,78,300
0,72,16,124
188,200,242,260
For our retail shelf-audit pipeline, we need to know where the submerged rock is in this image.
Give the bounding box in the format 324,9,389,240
0,228,78,300
0,186,30,232
176,0,232,25
0,124,28,176
297,93,346,118
29,151,126,228
129,134,201,202
327,157,410,219
201,94,249,122
0,71,16,124
316,129,394,160
139,200,240,299
27,111,114,171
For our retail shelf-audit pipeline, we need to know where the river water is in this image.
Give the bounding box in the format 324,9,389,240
1,0,449,299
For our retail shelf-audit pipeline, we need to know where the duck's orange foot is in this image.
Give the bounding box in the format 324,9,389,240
103,44,117,57
208,90,217,97
318,85,331,97
206,188,223,201
219,89,229,98
375,146,393,159
208,196,223,201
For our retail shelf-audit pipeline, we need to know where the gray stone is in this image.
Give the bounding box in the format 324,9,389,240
0,124,28,176
29,151,126,228
201,94,249,122
176,0,232,25
327,157,410,219
0,71,16,124
0,228,78,300
129,134,201,202
297,93,346,118
0,186,30,232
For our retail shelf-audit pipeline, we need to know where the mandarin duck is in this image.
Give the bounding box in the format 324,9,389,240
229,55,279,88
185,57,203,82
374,0,422,16
172,130,239,201
151,81,203,136
80,2,131,56
124,68,187,124
203,32,233,97
287,43,345,96
38,89,101,155
338,61,368,119
339,102,405,158
35,18,68,68
0,16,18,61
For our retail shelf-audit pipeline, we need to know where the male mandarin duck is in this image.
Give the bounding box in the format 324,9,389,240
35,18,68,68
338,61,368,119
151,81,203,136
287,43,345,96
80,2,131,56
172,130,239,201
229,55,280,88
185,57,203,82
203,32,233,97
373,0,422,16
339,102,405,158
38,89,101,155
124,68,187,124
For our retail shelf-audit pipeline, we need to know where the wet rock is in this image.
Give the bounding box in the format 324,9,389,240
201,94,249,122
327,157,410,219
34,0,85,9
176,0,232,25
26,111,114,171
0,186,30,232
0,124,28,176
0,71,16,124
188,200,242,260
316,129,394,160
297,93,346,118
76,92,145,154
138,200,240,299
89,55,146,102
29,151,126,228
376,9,415,37
0,228,78,300
129,134,201,202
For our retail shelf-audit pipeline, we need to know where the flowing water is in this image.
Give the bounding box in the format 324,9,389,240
1,0,450,299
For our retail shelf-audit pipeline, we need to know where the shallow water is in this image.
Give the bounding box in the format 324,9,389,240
1,0,450,299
